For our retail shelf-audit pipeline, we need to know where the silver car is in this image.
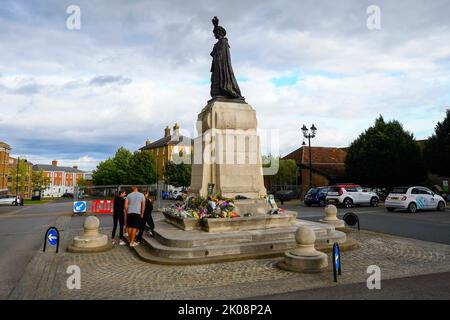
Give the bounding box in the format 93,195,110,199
0,195,19,206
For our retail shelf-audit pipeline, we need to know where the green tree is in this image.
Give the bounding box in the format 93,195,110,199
31,170,51,192
423,109,450,177
262,155,297,185
92,158,117,185
113,147,133,184
163,161,192,187
345,116,426,188
92,147,132,185
128,151,158,185
10,159,31,196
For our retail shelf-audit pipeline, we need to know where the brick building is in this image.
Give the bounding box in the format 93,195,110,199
139,123,192,178
33,160,87,197
8,157,34,198
0,141,11,195
283,146,348,192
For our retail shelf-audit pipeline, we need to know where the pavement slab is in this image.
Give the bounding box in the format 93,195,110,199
9,227,450,300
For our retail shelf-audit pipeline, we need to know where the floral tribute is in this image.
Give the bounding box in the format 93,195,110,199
163,194,240,221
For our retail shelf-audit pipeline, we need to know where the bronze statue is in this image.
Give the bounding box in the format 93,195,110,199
210,16,244,100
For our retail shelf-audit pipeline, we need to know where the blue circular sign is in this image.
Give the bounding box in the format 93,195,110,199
333,243,340,270
47,228,58,246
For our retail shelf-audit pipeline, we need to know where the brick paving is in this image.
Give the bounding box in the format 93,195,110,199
10,225,450,300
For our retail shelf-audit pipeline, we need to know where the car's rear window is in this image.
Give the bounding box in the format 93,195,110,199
391,187,408,194
328,187,340,192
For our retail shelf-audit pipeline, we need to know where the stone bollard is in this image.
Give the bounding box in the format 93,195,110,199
68,216,112,253
319,204,345,228
277,226,328,273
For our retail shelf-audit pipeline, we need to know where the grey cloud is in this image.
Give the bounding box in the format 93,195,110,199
0,81,43,95
89,75,132,87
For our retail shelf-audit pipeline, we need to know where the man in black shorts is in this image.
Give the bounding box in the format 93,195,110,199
124,186,145,247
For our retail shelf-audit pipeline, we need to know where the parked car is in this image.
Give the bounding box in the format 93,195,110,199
62,192,74,198
304,187,328,207
367,188,388,201
0,195,21,206
162,191,170,200
326,184,379,208
169,189,185,200
385,186,446,213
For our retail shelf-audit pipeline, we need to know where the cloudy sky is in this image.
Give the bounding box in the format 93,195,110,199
1,0,449,171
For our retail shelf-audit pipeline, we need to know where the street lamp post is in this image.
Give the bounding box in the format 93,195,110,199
301,124,317,190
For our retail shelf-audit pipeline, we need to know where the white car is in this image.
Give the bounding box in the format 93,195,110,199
0,195,19,206
385,186,446,213
169,189,185,200
326,184,380,208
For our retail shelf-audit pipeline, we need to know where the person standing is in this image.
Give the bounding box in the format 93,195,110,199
137,191,155,242
124,186,145,247
112,189,127,245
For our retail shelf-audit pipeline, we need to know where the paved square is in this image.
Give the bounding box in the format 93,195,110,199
10,227,450,300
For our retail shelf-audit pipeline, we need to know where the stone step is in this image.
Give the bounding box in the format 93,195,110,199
152,218,337,249
142,234,296,259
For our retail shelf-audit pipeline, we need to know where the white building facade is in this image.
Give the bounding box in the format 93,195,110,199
33,160,88,197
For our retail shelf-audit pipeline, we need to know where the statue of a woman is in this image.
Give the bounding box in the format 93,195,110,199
210,17,244,100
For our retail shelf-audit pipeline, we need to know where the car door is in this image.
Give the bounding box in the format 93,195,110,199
413,188,429,210
357,187,371,204
421,188,436,209
345,186,360,204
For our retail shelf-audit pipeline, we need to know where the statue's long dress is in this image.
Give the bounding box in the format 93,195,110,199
210,38,242,99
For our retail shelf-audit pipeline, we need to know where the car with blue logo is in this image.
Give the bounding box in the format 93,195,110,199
304,187,328,207
385,186,447,213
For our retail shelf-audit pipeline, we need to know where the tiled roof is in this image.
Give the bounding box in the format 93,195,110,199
283,146,347,179
283,146,347,164
140,135,191,150
32,164,85,173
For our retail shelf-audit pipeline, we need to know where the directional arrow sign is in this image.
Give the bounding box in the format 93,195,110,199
47,228,58,246
73,201,86,213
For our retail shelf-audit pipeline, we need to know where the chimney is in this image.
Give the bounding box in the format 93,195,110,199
173,123,180,137
52,160,58,166
145,139,151,146
73,165,78,170
164,126,171,137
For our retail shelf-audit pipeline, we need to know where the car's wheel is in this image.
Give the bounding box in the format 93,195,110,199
305,203,312,207
343,198,353,208
370,197,379,207
12,201,17,206
437,201,445,212
386,207,395,212
408,202,417,213
319,200,326,207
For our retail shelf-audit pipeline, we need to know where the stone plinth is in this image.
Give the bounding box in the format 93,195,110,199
202,211,297,232
319,205,345,228
163,211,201,231
68,216,112,253
278,226,328,273
132,214,348,264
190,100,267,202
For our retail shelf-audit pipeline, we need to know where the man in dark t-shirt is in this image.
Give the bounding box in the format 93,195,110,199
112,190,126,245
